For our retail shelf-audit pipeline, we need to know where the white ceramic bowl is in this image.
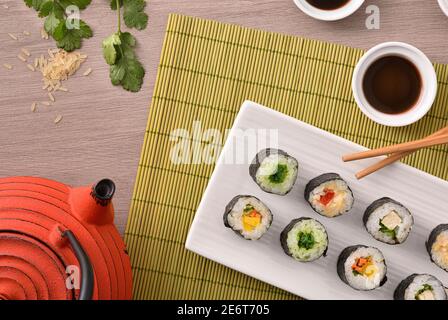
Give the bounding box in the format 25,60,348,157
439,0,448,17
352,42,437,127
293,0,365,21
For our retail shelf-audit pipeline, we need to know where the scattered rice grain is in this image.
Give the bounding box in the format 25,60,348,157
21,48,31,57
41,28,49,40
58,87,68,92
41,101,51,106
17,54,27,62
34,58,39,68
48,92,55,102
8,33,17,40
26,64,35,72
3,63,12,70
83,68,92,76
3,4,9,9
31,102,37,112
54,115,63,124
23,31,30,36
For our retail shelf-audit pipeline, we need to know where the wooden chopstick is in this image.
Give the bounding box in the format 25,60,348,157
354,126,448,179
343,133,448,162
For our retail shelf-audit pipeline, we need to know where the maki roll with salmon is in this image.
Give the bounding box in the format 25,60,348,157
426,224,448,272
337,245,387,291
394,274,447,300
249,148,298,196
363,197,413,245
223,195,273,240
280,217,328,262
304,173,354,218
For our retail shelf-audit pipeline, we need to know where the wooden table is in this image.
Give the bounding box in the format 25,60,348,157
1,0,447,234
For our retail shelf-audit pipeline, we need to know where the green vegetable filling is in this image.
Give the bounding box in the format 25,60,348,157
379,221,397,239
268,164,288,184
243,204,254,213
415,284,433,300
297,232,315,250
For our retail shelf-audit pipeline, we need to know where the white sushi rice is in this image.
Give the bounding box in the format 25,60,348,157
343,247,386,290
308,180,353,217
365,202,413,244
431,230,448,271
404,274,447,300
226,197,272,240
255,154,298,195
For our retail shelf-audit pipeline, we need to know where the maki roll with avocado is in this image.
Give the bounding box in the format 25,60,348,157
394,274,447,300
249,148,298,196
363,197,414,245
280,217,328,262
426,224,448,272
337,245,387,291
304,173,354,218
223,195,273,240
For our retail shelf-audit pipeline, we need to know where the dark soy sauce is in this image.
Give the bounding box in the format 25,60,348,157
305,0,351,10
362,56,422,115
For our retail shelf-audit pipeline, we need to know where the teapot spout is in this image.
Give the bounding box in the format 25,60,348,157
69,179,115,226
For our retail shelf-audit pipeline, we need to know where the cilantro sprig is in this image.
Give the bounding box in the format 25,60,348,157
102,0,148,92
24,0,93,51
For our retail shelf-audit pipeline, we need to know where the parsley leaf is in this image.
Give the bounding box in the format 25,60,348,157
110,0,148,30
105,32,145,92
23,0,93,52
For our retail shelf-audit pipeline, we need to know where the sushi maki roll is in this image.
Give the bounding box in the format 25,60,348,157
363,197,414,245
337,245,387,291
426,224,448,272
249,148,298,196
394,274,447,300
280,217,328,262
223,195,273,240
304,173,354,218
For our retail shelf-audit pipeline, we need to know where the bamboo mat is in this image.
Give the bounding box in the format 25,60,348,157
124,14,448,300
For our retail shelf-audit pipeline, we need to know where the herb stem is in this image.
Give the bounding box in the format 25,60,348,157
116,0,121,33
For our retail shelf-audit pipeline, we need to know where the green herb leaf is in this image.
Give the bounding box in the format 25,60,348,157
297,232,315,250
23,0,93,52
243,204,254,213
268,164,288,184
110,0,148,30
102,33,121,65
415,284,433,299
106,32,145,92
53,20,92,52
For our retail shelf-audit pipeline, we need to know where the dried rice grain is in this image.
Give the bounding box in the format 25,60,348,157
41,101,51,106
17,54,27,62
21,48,31,57
8,33,17,40
54,115,63,124
23,31,30,36
58,87,68,92
48,92,55,102
31,102,37,112
83,68,92,76
26,64,35,72
3,63,12,70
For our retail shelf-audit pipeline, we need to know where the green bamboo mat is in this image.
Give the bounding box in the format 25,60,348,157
125,14,448,300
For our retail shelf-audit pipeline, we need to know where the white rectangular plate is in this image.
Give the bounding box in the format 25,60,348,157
186,101,448,300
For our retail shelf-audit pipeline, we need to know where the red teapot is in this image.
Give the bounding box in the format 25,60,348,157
0,177,132,300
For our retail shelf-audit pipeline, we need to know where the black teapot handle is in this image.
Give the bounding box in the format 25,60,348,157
62,230,94,300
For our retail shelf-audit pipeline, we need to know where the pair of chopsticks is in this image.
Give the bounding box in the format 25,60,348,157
342,126,448,180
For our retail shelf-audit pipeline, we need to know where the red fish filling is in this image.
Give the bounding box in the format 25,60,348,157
319,188,335,206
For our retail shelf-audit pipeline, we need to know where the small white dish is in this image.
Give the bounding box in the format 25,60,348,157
293,0,364,21
352,42,437,127
439,0,448,17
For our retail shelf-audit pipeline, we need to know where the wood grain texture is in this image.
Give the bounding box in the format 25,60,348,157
0,0,447,235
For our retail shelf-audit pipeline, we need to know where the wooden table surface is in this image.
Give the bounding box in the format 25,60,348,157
1,0,447,235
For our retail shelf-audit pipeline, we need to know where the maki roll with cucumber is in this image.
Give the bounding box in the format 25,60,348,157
223,195,273,240
426,224,448,272
280,217,328,262
249,148,298,196
363,197,413,245
304,173,354,218
337,245,387,291
394,274,447,300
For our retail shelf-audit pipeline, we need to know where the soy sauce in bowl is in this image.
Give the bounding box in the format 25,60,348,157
305,0,351,10
362,56,422,115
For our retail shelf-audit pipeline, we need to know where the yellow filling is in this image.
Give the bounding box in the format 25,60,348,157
242,211,262,231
